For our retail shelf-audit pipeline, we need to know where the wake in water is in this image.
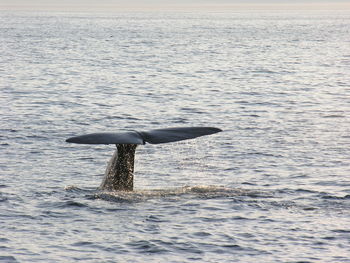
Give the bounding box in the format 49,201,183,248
65,185,273,202
64,184,350,214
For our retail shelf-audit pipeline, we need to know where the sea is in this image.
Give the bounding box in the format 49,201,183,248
0,10,349,263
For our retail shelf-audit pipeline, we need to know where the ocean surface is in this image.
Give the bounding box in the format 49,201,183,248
1,10,350,262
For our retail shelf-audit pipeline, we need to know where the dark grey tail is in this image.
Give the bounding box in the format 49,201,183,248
66,126,222,191
66,127,222,145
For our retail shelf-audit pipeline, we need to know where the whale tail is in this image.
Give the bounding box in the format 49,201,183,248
66,127,222,191
66,127,222,145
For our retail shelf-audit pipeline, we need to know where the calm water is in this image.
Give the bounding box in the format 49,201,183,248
1,10,350,262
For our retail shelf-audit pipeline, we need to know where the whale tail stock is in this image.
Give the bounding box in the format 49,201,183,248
66,127,222,191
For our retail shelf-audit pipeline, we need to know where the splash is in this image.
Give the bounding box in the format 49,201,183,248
89,185,272,202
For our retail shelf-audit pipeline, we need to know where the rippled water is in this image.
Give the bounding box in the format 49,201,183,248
1,10,350,262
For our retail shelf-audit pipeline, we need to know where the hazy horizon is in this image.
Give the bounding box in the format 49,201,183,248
1,0,350,11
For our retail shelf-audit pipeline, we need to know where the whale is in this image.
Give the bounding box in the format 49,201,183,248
66,127,222,191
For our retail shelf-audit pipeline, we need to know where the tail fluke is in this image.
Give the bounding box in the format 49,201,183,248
66,127,222,145
66,131,144,145
140,127,222,144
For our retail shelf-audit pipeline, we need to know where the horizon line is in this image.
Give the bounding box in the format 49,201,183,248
1,3,350,12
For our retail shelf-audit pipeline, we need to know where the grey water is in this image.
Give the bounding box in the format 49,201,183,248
1,10,350,262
